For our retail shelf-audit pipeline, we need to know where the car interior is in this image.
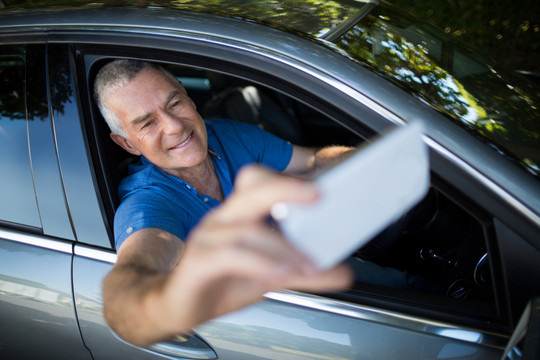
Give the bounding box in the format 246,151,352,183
84,57,501,329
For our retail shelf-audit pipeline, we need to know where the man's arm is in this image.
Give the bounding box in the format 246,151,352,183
102,228,185,346
102,166,352,347
283,145,355,175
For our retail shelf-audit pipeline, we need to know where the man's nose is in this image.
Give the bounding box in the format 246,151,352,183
161,112,184,135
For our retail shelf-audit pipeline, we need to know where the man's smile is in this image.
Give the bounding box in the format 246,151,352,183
169,132,193,151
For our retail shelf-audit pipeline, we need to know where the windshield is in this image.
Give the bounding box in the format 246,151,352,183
333,4,540,178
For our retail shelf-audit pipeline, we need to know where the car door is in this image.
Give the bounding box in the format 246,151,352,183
46,43,218,360
55,22,516,360
0,44,91,359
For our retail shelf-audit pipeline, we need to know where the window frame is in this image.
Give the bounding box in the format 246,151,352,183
71,41,511,333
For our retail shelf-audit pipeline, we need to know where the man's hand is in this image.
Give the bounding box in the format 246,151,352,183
103,166,352,347
166,166,353,327
285,145,355,175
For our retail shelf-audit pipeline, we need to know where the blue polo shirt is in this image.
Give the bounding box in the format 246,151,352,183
114,119,293,249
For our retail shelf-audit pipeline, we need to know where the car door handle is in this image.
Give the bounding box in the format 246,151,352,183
147,333,217,359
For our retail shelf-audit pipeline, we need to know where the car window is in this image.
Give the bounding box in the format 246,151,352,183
77,44,508,340
194,70,498,322
0,46,41,229
85,56,499,325
343,176,499,321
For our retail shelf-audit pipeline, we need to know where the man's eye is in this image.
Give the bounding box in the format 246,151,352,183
170,100,182,109
141,120,153,129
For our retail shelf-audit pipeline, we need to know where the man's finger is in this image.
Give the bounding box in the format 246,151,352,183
187,221,316,278
214,165,319,224
285,263,354,292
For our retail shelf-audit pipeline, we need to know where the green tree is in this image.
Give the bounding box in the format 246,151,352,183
387,0,540,72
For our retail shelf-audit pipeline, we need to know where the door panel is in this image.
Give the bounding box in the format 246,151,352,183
73,245,502,360
73,246,216,359
0,232,90,359
197,295,502,360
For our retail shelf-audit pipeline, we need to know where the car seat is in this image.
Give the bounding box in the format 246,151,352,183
202,72,306,145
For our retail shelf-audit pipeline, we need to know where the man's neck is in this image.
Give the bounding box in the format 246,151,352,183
165,153,224,202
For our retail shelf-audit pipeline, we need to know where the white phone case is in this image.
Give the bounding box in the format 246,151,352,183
273,121,430,269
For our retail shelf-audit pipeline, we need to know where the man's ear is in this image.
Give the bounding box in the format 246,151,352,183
110,133,142,156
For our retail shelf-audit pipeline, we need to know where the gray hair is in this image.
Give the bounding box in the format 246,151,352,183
94,59,177,137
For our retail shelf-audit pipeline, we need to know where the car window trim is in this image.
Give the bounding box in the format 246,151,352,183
0,227,73,254
74,244,117,264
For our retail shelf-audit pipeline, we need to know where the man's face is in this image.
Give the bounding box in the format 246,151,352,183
107,67,208,177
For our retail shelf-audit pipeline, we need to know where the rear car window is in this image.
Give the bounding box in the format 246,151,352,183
0,46,41,228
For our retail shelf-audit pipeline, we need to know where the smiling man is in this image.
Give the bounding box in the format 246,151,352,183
95,59,353,346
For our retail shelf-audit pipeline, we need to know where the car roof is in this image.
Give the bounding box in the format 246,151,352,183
0,0,374,38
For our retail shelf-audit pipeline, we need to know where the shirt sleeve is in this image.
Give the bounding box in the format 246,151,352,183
221,120,294,171
114,190,190,250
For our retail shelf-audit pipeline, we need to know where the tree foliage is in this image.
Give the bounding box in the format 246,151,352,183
387,0,540,72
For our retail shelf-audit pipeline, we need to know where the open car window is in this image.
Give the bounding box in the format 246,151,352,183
81,54,502,334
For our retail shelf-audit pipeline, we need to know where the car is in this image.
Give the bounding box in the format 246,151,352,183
1,0,539,359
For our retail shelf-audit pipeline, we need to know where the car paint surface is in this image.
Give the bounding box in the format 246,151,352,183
73,246,502,360
0,231,91,359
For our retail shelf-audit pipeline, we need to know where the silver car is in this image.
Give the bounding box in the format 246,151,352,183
1,1,539,359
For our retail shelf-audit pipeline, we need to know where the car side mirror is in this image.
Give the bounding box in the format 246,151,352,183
502,297,540,360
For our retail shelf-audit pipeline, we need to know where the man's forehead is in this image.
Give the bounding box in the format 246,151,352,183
136,66,179,86
110,68,183,102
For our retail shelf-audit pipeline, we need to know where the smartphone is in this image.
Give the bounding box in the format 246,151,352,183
272,121,430,269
